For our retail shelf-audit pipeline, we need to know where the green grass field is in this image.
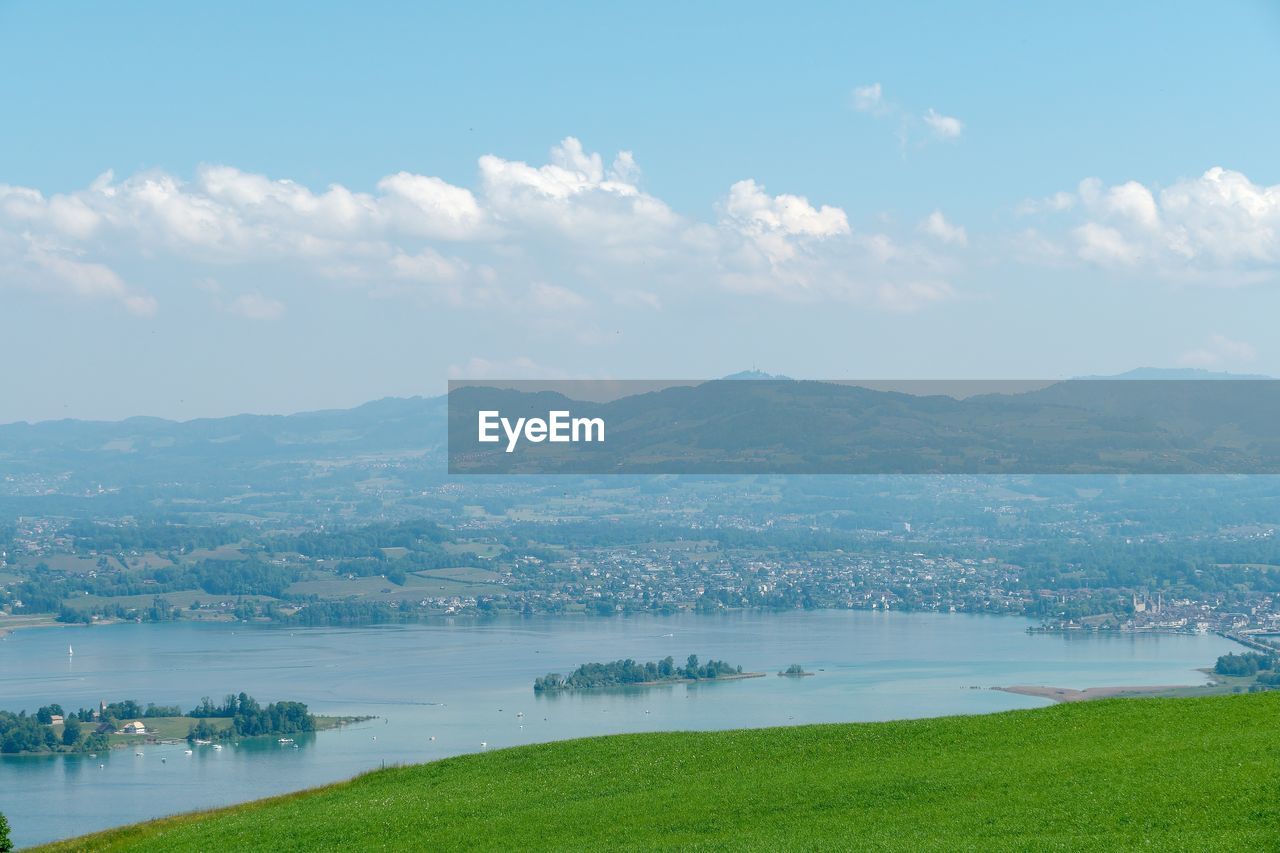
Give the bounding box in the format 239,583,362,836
35,693,1280,851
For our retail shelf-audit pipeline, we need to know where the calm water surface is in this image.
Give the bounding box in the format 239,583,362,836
0,611,1239,847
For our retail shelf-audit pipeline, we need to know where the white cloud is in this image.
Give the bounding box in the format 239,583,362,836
1027,168,1280,280
227,292,285,321
1074,222,1139,266
721,179,850,268
477,137,682,253
723,180,850,240
922,109,963,140
0,137,967,316
375,172,487,240
850,86,964,148
0,235,157,315
919,210,968,247
1178,334,1257,368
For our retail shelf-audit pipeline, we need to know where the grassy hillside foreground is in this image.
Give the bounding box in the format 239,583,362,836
37,693,1280,851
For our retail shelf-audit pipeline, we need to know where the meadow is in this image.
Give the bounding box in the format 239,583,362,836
33,692,1279,851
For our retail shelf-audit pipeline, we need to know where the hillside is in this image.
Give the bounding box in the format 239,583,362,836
36,693,1280,851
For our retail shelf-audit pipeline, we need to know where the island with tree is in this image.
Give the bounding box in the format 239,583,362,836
186,693,323,742
777,664,815,677
0,694,365,754
534,654,763,692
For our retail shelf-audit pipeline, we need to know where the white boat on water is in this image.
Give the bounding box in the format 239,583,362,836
68,645,73,657
212,744,223,751
278,738,294,744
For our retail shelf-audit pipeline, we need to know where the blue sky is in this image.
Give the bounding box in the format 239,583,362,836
2,1,1279,421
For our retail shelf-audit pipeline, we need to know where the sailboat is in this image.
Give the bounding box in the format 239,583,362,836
68,645,74,657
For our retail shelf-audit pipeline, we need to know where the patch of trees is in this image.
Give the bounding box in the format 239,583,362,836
0,709,107,754
66,519,247,554
187,693,315,741
1214,652,1276,677
270,519,448,560
281,601,404,626
534,654,744,691
88,700,182,721
192,560,296,597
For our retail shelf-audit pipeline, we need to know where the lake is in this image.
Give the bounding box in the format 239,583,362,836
0,611,1239,848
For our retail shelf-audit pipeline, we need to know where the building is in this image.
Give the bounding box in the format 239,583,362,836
119,721,146,735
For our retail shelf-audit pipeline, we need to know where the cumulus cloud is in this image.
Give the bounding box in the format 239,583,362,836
0,137,968,316
477,137,682,255
1022,167,1280,280
713,185,956,310
721,179,850,267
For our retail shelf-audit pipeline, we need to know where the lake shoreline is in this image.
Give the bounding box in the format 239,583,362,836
1,611,1242,849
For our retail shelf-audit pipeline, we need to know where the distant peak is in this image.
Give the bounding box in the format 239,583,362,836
721,370,792,381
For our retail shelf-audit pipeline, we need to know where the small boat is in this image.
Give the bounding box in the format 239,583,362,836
212,744,223,751
184,749,193,755
515,712,524,718
278,738,294,744
479,741,487,749
429,736,435,741
68,645,74,657
135,752,143,757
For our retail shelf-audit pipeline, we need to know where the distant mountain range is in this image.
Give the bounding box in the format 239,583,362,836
4,372,1280,495
447,377,1280,475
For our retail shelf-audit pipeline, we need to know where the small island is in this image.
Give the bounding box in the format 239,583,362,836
535,654,763,692
0,694,365,755
777,664,814,677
